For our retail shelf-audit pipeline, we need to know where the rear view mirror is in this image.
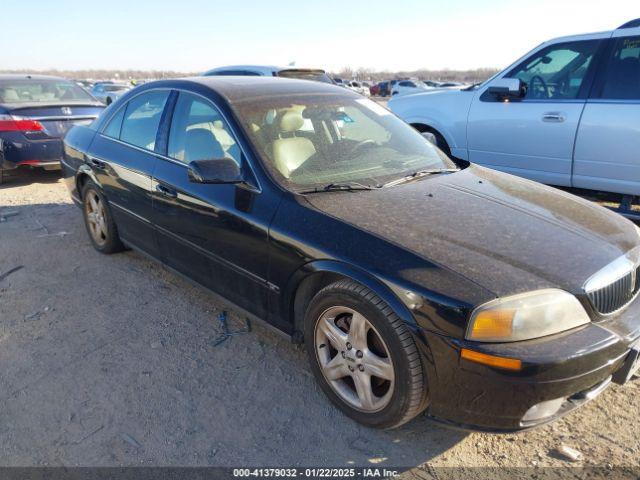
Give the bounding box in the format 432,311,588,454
487,78,526,100
188,158,243,184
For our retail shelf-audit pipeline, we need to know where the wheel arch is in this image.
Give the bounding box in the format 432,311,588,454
286,260,417,341
75,164,101,200
409,122,452,155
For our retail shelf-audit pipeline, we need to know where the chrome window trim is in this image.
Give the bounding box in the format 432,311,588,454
97,86,262,193
32,115,99,121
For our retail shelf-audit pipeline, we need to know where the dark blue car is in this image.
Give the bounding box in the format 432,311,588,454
0,74,104,184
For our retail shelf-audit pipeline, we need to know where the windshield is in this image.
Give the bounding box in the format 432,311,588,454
0,79,96,104
276,70,334,84
104,85,129,92
232,93,456,190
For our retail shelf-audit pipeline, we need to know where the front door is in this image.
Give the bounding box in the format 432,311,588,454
573,32,640,196
467,39,603,187
151,90,279,320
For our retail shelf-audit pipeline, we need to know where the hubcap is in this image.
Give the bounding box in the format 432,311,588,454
85,191,108,246
315,306,394,413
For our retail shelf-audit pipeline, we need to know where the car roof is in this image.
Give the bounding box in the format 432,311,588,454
146,76,358,104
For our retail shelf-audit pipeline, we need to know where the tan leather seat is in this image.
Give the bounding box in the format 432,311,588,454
272,110,316,178
0,89,19,103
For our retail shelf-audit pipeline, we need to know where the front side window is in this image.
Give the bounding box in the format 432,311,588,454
507,40,600,100
232,94,455,189
600,36,640,100
119,90,169,151
168,92,241,164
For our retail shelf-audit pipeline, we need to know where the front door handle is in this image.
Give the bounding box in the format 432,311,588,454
155,183,178,199
542,112,565,123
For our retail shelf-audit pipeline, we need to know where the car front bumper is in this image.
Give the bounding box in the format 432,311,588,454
421,298,640,432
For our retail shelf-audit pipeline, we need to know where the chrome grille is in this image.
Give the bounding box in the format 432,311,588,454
588,265,640,315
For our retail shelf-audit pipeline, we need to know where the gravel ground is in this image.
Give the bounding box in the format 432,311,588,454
0,169,639,476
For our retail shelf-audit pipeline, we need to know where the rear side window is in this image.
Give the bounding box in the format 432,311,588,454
103,107,125,139
168,92,241,164
600,36,640,100
507,40,600,100
120,91,169,151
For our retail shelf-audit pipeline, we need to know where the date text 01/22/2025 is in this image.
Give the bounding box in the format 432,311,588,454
232,468,399,478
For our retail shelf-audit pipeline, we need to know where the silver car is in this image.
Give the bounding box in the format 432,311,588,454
91,83,130,105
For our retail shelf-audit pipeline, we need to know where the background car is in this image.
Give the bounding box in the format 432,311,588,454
377,81,391,96
345,80,370,96
203,65,334,83
391,79,432,96
389,18,640,219
0,74,104,183
91,82,131,105
62,77,640,432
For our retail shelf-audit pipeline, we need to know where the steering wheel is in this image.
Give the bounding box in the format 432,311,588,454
529,75,549,99
349,139,377,157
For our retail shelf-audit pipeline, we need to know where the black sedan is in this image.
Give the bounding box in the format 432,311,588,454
0,75,104,184
61,77,640,431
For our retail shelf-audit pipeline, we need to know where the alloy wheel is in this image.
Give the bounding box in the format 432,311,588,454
314,306,395,413
85,191,108,246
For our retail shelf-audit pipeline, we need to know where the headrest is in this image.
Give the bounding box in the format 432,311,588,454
184,128,225,161
279,110,305,132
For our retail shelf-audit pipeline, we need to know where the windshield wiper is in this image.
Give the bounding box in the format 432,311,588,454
383,168,459,188
297,182,376,194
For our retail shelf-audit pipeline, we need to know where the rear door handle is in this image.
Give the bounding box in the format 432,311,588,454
542,112,565,123
155,183,178,199
87,156,106,169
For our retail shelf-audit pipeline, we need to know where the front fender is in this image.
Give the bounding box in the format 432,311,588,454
284,259,419,335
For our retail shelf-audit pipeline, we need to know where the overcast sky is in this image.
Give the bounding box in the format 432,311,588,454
2,0,637,72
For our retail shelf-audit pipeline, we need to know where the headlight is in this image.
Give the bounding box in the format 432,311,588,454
466,289,590,342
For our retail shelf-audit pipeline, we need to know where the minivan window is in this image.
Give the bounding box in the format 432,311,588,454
119,91,169,151
600,36,640,100
168,92,241,164
507,40,600,100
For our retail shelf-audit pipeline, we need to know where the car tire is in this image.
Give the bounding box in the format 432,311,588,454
81,180,124,254
304,279,428,429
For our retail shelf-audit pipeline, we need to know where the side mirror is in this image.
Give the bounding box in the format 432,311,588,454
487,78,526,100
421,132,437,145
187,158,243,184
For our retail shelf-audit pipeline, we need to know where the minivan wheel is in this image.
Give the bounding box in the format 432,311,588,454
304,279,428,429
82,181,124,254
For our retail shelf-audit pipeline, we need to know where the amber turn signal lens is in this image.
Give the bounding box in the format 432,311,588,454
469,309,515,340
460,348,522,371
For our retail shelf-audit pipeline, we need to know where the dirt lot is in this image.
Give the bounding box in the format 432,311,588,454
0,169,639,475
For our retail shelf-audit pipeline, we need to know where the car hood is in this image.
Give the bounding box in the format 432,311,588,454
305,165,639,297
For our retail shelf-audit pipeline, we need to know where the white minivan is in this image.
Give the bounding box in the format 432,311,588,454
389,19,640,205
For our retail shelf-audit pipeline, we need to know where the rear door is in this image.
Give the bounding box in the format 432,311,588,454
573,30,640,195
467,38,604,187
88,89,170,256
151,90,277,320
